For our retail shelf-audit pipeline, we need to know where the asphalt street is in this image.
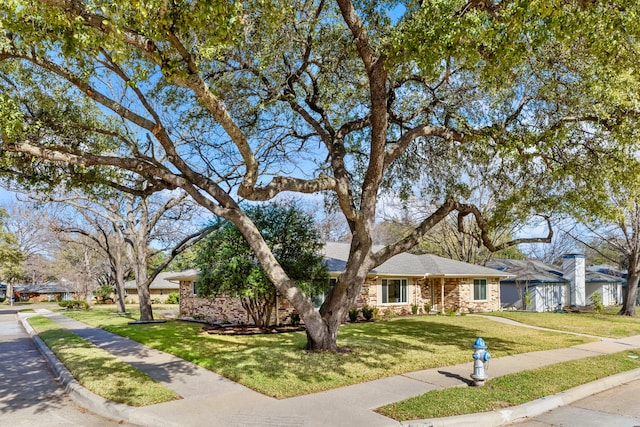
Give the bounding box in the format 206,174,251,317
510,378,640,427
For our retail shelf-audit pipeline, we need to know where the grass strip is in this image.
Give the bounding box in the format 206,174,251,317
484,311,640,338
377,350,640,421
63,308,595,398
28,315,180,406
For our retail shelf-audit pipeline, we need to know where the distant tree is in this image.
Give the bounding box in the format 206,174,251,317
50,196,130,312
47,186,212,320
375,205,528,265
523,226,582,265
5,201,56,284
565,150,640,316
582,238,625,269
195,201,327,327
0,208,24,303
166,246,198,272
52,235,102,301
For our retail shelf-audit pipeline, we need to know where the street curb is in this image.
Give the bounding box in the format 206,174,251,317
402,367,640,427
18,313,136,425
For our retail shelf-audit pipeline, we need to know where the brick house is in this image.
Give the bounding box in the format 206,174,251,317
13,280,77,303
323,242,510,316
123,271,181,304
169,242,511,325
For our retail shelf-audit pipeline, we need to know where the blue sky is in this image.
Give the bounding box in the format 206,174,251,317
0,187,16,205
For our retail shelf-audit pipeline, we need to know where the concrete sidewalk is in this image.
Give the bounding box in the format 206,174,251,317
19,309,640,427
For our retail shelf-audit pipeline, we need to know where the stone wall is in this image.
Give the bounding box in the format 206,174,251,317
178,280,296,325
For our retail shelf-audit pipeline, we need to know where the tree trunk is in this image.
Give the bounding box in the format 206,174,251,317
123,197,154,322
302,243,373,351
114,277,127,314
305,316,341,352
619,270,638,316
305,272,367,350
130,247,153,321
137,281,154,321
112,257,127,313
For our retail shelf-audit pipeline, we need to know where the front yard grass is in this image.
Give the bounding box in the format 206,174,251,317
377,350,640,421
28,315,180,406
484,310,640,338
64,308,595,398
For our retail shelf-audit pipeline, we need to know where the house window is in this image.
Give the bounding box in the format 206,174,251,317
382,279,407,303
192,281,198,296
473,279,487,301
311,278,337,308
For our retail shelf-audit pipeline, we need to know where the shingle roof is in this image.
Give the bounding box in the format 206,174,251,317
323,242,511,278
487,259,565,284
125,271,184,290
15,280,77,294
487,259,624,285
162,269,200,283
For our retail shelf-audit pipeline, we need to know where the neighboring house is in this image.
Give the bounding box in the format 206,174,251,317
170,242,512,325
0,283,6,300
488,255,623,312
123,271,181,304
13,280,77,303
586,265,638,305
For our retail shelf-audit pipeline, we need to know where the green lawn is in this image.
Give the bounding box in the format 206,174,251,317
378,350,640,420
63,308,595,398
28,315,180,406
484,310,640,338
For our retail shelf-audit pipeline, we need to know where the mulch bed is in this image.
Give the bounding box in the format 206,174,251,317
128,320,167,325
202,324,306,335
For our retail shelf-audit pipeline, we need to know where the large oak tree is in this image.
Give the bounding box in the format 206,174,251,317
1,1,639,349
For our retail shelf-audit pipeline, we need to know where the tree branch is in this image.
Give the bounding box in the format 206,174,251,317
455,202,554,252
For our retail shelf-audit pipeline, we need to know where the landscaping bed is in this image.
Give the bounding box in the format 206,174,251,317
202,323,306,335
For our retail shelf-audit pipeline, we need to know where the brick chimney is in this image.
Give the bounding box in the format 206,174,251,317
563,254,586,307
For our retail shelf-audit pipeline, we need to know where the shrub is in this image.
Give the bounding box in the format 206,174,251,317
381,308,396,321
411,304,419,315
362,305,375,321
348,307,359,322
445,304,457,316
166,292,179,304
423,303,432,314
290,313,301,326
0,297,5,303
591,292,604,314
523,290,532,310
94,284,114,304
59,300,90,310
